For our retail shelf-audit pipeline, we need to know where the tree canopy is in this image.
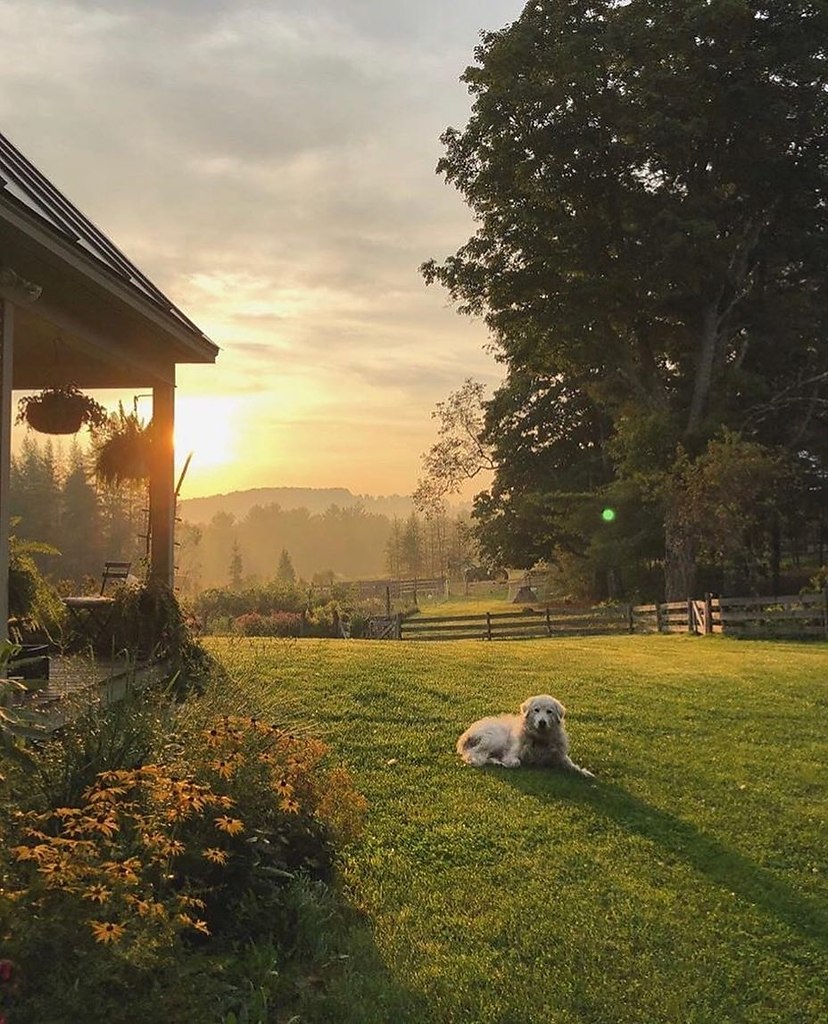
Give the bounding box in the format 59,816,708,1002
423,0,828,598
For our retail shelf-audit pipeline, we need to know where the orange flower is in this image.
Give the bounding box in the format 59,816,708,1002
203,847,229,864
281,798,300,815
90,920,125,944
214,816,244,835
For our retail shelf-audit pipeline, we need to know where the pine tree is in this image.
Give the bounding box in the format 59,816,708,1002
229,538,243,588
276,548,296,583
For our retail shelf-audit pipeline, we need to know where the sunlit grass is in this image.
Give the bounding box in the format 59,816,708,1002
205,634,828,1024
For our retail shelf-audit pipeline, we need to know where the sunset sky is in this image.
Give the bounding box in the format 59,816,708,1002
1,0,525,499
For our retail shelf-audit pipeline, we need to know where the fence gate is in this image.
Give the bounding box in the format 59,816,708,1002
691,599,707,634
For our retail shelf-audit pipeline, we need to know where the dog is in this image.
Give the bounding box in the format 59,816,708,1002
456,694,594,776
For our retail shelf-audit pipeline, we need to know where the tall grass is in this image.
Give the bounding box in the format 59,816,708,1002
206,634,828,1024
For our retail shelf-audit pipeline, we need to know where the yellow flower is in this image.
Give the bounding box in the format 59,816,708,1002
204,726,223,747
83,884,112,904
203,847,229,865
214,816,244,835
281,798,300,815
102,858,140,884
178,894,206,909
90,920,125,944
84,813,119,838
211,759,236,780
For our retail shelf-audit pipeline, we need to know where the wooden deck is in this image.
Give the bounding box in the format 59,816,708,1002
5,653,171,736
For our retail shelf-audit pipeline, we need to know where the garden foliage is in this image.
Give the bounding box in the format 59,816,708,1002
0,661,366,1022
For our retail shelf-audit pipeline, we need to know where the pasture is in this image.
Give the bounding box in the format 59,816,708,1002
206,634,828,1024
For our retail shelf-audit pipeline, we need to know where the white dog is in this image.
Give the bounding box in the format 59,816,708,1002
456,694,594,776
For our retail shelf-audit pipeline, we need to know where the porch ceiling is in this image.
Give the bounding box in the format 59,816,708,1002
0,130,219,390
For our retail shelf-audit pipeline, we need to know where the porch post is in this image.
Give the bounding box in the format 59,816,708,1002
149,375,175,587
0,300,11,641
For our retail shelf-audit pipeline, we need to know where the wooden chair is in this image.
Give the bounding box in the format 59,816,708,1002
63,561,133,645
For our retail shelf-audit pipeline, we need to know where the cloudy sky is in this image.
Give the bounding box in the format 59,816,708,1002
1,0,525,498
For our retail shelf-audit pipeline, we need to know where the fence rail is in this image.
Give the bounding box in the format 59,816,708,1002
399,605,633,641
385,591,828,642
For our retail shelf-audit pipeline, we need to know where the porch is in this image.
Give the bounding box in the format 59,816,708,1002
4,651,171,737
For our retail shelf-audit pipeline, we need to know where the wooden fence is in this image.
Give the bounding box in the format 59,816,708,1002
351,576,448,601
399,604,633,641
386,591,828,642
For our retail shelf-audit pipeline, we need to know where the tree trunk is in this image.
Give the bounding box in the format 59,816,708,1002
663,506,697,602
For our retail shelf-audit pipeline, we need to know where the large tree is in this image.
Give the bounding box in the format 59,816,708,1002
423,0,828,598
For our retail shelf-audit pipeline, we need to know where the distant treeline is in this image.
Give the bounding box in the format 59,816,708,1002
9,435,479,595
177,503,478,594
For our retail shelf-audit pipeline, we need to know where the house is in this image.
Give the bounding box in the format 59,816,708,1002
0,130,219,637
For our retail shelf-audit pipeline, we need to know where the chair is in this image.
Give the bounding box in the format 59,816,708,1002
63,561,133,646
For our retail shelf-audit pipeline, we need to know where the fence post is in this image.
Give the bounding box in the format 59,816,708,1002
395,612,403,639
704,592,713,635
687,598,696,634
627,604,634,634
545,607,552,636
385,586,391,618
655,602,663,633
486,611,492,641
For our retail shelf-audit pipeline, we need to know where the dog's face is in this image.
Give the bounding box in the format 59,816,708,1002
520,694,565,736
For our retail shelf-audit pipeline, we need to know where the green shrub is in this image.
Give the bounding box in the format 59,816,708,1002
232,610,305,637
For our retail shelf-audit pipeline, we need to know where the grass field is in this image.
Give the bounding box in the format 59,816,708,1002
205,634,828,1024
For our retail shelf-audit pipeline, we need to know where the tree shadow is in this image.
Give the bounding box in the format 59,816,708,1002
500,771,827,947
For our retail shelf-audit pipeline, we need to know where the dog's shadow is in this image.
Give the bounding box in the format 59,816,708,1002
498,770,827,948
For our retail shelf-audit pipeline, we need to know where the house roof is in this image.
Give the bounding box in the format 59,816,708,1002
0,130,218,384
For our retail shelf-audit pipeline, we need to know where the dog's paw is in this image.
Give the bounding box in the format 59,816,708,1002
499,755,522,768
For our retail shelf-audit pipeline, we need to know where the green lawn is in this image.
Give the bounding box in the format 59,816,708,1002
206,634,828,1024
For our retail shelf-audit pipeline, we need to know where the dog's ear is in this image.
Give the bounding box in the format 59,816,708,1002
555,701,566,720
520,697,533,717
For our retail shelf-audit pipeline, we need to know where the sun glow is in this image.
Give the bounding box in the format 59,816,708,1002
174,396,238,475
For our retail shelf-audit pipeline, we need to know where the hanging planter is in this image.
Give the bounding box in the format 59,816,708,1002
16,385,108,435
94,406,156,485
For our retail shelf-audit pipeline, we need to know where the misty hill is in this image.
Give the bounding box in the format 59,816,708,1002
178,487,415,524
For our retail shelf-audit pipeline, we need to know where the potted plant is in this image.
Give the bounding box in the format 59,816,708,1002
16,384,108,435
94,405,156,485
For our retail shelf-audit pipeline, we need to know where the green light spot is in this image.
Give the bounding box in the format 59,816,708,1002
601,508,616,523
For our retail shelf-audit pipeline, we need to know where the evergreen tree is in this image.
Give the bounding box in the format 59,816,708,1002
10,435,63,553
229,538,243,589
59,442,103,586
276,548,296,583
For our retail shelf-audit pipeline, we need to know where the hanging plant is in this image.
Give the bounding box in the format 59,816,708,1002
16,384,108,435
94,405,156,485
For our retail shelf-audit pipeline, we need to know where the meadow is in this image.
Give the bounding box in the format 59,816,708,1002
205,633,828,1024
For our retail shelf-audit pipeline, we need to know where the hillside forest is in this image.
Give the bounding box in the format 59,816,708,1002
9,435,479,597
